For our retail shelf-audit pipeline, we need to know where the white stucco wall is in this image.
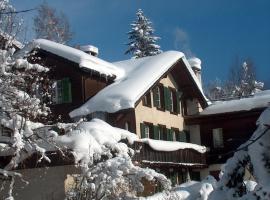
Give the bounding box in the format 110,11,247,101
0,165,79,200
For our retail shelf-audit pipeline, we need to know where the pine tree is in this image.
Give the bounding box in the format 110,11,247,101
125,9,162,58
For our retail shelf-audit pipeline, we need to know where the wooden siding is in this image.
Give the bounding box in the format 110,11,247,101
185,109,263,164
30,50,112,122
132,141,207,167
108,109,137,133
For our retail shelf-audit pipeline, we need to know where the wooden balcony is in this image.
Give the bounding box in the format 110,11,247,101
132,141,207,168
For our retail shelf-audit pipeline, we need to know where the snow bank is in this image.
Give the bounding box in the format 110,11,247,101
200,90,270,115
19,39,123,78
70,51,210,118
142,176,216,200
138,138,207,153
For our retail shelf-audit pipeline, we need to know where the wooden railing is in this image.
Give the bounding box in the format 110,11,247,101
132,141,207,167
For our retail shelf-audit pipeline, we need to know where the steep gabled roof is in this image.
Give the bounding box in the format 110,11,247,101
18,39,123,78
70,51,210,118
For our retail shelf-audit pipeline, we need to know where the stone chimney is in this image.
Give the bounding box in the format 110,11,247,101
80,45,99,57
188,57,202,84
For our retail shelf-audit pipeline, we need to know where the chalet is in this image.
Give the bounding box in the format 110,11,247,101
20,39,210,186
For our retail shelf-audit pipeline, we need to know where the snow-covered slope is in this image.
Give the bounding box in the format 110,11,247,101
19,39,123,78
200,90,270,115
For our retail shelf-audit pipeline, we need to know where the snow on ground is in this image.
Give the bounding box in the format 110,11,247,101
141,176,217,200
70,51,210,118
138,138,207,153
200,90,270,115
17,39,123,78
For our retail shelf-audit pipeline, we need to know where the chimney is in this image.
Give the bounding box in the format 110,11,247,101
80,45,99,57
188,57,202,84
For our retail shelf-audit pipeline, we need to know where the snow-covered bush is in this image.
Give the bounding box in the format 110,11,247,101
61,119,171,200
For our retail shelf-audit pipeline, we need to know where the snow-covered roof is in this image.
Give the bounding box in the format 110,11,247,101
21,39,123,78
70,51,209,117
138,138,207,153
188,57,201,70
200,90,270,115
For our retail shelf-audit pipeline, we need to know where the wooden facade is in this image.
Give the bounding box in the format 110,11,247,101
132,141,206,167
30,49,114,122
185,108,264,164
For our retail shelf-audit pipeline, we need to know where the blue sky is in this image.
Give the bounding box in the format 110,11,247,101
11,0,270,87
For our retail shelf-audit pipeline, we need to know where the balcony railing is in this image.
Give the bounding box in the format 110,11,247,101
132,141,207,168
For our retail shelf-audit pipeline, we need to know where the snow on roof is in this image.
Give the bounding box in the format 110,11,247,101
200,90,270,115
138,138,207,153
188,57,201,70
70,51,210,117
80,45,99,55
22,39,123,78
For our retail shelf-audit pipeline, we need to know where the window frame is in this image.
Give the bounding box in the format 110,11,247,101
212,128,224,148
142,92,152,107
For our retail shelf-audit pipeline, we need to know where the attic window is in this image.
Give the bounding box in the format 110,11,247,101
142,92,152,107
153,85,164,109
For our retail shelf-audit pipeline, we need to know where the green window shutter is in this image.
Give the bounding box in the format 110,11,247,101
185,130,191,143
176,91,181,114
170,130,174,141
153,125,159,140
166,129,169,141
180,131,187,142
140,123,145,138
62,78,70,103
159,127,163,140
153,88,158,107
57,80,63,103
68,81,72,102
166,129,172,141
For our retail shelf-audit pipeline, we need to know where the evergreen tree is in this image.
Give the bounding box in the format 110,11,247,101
125,9,162,58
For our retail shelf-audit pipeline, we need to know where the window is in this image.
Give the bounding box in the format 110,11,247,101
142,92,152,107
145,125,150,138
213,128,224,148
140,122,153,139
176,130,190,142
52,78,72,104
0,126,11,137
124,122,130,131
171,129,176,141
166,129,174,141
170,90,174,112
163,87,181,114
153,86,163,109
